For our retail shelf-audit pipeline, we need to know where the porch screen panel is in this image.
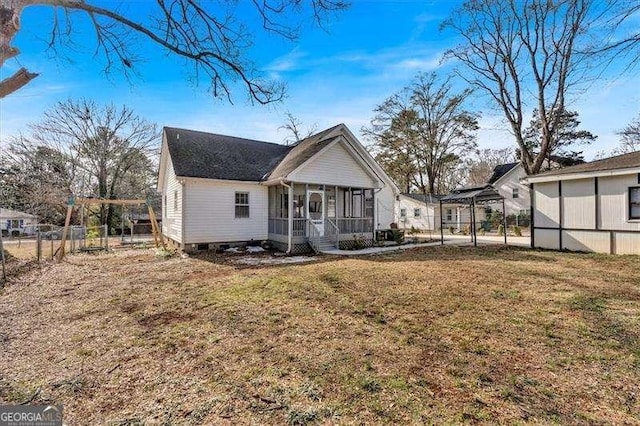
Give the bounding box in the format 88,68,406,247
364,189,373,218
352,189,363,218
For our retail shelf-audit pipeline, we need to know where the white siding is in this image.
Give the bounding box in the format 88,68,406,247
495,166,530,215
184,180,268,243
396,196,438,231
562,230,609,252
533,181,560,228
376,185,396,229
532,172,640,254
289,141,377,188
615,233,640,255
562,178,595,229
161,155,183,243
598,175,640,231
535,229,560,250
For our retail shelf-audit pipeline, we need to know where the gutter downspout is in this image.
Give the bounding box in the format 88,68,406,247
280,180,293,254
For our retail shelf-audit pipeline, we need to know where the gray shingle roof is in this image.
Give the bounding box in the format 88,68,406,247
164,124,347,182
401,193,445,203
164,127,290,181
532,150,640,178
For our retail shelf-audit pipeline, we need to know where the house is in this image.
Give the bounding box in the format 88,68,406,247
396,193,485,233
523,151,640,255
487,162,529,217
0,208,39,236
157,124,399,253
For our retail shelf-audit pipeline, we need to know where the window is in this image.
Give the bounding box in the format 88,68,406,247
351,189,363,218
364,190,374,218
446,208,453,222
512,188,519,199
414,208,421,218
400,208,407,218
235,192,250,218
173,190,178,211
327,194,336,218
630,187,640,220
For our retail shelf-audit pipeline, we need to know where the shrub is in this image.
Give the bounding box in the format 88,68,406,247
390,229,404,244
461,225,470,235
448,226,455,235
408,226,419,235
512,226,522,237
352,234,366,250
498,224,504,236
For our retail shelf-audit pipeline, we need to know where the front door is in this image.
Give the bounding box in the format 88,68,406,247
307,190,325,236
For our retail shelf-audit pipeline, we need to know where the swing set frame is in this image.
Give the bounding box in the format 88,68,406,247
57,197,165,261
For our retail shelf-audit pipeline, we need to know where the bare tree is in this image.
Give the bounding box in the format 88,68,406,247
0,1,347,100
364,72,478,195
279,111,317,145
8,99,159,229
443,0,595,174
465,148,515,186
612,115,640,155
590,2,640,69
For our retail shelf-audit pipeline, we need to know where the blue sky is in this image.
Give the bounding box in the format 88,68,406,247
1,1,638,160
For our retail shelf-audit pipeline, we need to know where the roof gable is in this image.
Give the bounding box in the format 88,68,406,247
488,162,519,184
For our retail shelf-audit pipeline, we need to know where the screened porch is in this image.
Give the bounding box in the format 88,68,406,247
267,183,375,238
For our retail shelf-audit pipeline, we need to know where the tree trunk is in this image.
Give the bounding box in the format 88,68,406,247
0,1,39,97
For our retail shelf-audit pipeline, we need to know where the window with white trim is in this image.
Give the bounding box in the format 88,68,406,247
630,187,640,220
512,187,519,198
414,208,421,218
235,192,250,218
446,208,453,222
400,208,407,218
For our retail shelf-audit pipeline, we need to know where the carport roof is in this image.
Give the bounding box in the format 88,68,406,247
439,185,504,204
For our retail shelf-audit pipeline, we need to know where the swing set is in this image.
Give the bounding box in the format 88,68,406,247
57,196,165,261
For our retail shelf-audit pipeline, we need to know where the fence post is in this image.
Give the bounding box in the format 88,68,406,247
36,230,41,262
70,227,74,254
104,225,109,251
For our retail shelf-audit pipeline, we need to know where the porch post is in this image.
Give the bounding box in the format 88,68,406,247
288,183,294,253
372,188,377,232
439,199,444,245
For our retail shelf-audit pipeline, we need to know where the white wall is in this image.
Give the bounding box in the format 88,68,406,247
396,196,438,231
495,166,530,216
531,172,640,254
533,181,560,228
289,140,377,188
161,155,183,243
375,185,397,229
562,178,595,229
184,179,268,244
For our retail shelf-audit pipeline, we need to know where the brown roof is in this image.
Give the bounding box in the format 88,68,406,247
532,150,640,178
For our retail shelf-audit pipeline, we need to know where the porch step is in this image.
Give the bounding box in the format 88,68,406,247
313,237,337,251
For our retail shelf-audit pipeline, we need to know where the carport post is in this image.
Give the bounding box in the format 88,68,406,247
439,199,444,245
502,197,507,245
471,198,477,247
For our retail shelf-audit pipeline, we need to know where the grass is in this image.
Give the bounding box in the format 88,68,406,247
0,245,639,424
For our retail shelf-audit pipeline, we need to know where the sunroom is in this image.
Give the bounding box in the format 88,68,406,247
267,183,375,252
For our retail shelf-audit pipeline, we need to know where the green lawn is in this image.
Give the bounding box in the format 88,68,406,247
0,246,639,424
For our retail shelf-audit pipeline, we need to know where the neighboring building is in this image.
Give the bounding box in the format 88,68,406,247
523,151,640,255
0,208,39,236
157,124,399,253
396,193,485,232
488,162,530,217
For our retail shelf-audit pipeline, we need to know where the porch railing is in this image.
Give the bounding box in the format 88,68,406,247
325,218,340,249
335,218,373,234
306,220,321,253
268,218,307,236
